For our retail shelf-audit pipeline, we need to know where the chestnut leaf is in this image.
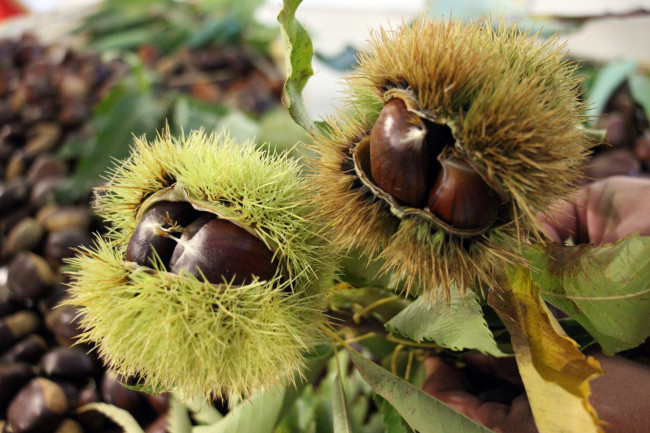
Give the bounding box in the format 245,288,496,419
528,233,650,355
385,288,507,357
277,0,315,132
349,350,492,433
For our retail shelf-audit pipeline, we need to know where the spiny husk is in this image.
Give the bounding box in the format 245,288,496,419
310,17,592,297
66,130,336,399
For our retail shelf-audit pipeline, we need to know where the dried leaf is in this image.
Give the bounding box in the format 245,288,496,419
488,267,604,433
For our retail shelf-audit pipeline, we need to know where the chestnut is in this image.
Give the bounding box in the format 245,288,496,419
169,218,279,285
0,311,41,352
101,371,145,415
128,200,282,285
40,347,101,381
427,157,500,232
125,201,200,268
7,252,54,300
369,98,430,207
0,334,48,364
7,377,68,433
0,362,37,409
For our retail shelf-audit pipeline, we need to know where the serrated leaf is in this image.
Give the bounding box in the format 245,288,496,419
348,350,492,433
277,0,315,132
193,346,332,433
586,58,638,121
488,268,603,433
78,403,144,433
528,234,650,355
169,395,193,433
629,73,650,117
386,289,507,357
332,371,354,433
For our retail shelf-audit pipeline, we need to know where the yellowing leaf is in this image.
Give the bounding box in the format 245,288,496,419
488,267,604,433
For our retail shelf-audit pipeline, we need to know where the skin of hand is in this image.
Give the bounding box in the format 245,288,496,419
540,176,650,245
422,351,650,433
422,176,650,432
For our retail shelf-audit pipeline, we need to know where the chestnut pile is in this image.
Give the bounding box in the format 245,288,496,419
586,82,650,180
142,44,283,116
0,35,169,433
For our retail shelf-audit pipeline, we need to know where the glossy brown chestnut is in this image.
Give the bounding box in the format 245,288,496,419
7,377,68,433
40,347,101,381
0,334,48,364
427,158,500,231
125,201,201,268
169,218,279,285
0,362,37,409
369,98,430,207
0,311,41,352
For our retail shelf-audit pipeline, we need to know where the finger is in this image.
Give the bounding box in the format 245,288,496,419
539,190,589,244
423,356,468,392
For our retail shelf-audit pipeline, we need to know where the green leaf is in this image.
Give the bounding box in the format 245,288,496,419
386,289,507,357
528,234,650,355
375,396,410,433
78,403,144,433
169,395,193,433
629,73,650,118
332,371,354,433
121,381,169,395
586,58,638,121
277,0,315,132
348,350,492,433
194,346,332,433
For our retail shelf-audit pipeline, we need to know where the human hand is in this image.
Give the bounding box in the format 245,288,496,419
540,176,650,246
422,351,650,433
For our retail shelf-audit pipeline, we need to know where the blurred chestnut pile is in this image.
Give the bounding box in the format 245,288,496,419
0,34,170,433
145,44,283,116
585,82,650,180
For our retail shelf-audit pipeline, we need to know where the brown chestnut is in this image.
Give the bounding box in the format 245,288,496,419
369,98,430,207
427,157,500,232
40,347,101,381
7,377,68,433
0,311,41,352
0,362,37,409
169,218,279,285
0,334,48,364
7,252,54,300
125,201,201,268
101,371,145,415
